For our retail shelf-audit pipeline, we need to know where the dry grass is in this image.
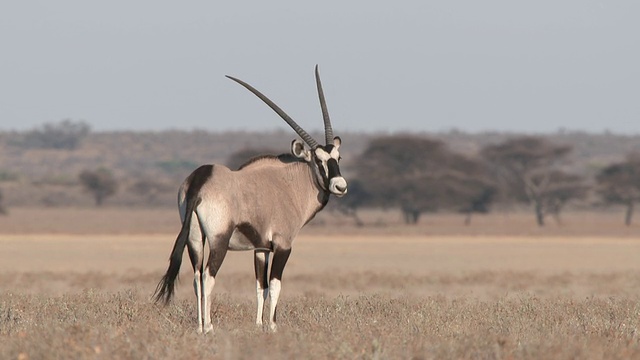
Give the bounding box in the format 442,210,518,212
2,269,640,301
1,208,640,359
1,290,639,359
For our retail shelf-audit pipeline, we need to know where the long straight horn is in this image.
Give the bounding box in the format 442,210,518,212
226,75,319,149
315,65,334,145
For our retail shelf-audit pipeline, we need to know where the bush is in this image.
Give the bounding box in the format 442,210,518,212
79,168,118,206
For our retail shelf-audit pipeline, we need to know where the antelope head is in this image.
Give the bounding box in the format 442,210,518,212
226,65,348,197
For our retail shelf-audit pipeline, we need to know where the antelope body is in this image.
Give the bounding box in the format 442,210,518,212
154,66,347,334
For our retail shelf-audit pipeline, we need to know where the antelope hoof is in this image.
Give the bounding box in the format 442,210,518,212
269,323,278,332
196,326,203,335
203,324,214,335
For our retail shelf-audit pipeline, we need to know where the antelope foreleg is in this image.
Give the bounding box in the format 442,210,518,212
268,246,291,332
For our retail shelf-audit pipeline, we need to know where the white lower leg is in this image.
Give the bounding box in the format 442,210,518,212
268,278,281,331
256,281,268,325
193,270,203,333
255,251,269,325
202,271,216,334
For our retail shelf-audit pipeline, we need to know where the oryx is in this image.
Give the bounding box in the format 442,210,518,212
153,66,347,334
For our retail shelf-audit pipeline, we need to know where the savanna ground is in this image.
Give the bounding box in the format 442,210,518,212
1,208,639,359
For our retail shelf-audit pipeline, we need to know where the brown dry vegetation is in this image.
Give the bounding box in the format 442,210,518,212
2,291,639,359
1,208,640,359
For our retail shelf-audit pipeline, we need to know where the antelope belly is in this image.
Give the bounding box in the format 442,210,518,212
227,230,270,251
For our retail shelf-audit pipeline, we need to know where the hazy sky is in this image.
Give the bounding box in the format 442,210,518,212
1,1,638,134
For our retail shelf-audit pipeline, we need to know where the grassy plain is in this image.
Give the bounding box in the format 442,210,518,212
1,208,639,359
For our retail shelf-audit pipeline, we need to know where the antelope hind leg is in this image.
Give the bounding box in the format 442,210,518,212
254,250,269,327
187,217,206,334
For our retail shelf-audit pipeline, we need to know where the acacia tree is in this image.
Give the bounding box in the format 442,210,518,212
431,152,498,225
0,188,7,215
354,135,496,224
79,168,118,206
354,136,445,224
532,170,589,224
481,136,586,226
596,154,640,226
328,179,370,226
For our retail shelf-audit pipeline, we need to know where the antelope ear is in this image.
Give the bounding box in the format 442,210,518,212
291,139,312,162
333,136,342,149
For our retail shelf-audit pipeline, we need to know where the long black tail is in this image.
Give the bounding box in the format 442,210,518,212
153,197,199,305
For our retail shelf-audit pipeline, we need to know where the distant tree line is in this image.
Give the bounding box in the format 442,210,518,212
10,120,91,150
228,135,640,227
1,121,639,226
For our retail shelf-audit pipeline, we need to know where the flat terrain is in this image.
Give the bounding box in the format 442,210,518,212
1,208,640,359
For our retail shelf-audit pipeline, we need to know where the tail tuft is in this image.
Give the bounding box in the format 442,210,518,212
153,271,178,305
154,167,208,305
153,202,196,305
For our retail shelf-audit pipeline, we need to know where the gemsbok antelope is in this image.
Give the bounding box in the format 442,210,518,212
154,66,347,334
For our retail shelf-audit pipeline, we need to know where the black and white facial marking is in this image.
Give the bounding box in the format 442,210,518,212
292,136,347,197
